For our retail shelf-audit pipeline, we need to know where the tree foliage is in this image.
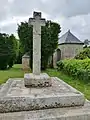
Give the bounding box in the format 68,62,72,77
18,22,33,67
0,33,18,70
16,42,24,64
18,21,61,69
8,34,19,68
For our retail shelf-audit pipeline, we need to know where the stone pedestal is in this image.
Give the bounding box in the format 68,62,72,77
22,54,30,71
0,77,90,119
0,101,90,120
24,73,52,87
0,77,85,113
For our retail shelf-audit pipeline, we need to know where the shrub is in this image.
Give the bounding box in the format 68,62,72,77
57,59,90,83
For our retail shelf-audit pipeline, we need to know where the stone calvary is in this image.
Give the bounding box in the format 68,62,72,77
24,11,51,87
0,12,90,120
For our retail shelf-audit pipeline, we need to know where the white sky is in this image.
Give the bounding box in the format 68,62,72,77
0,0,90,41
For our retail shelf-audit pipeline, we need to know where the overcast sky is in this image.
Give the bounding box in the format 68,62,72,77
0,0,90,41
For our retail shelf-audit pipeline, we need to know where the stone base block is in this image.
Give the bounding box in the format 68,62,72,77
0,77,85,113
0,101,90,120
24,73,52,87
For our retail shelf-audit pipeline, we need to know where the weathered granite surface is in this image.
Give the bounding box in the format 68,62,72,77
0,77,85,113
28,11,46,75
0,101,90,120
24,73,52,87
22,54,30,71
0,84,3,90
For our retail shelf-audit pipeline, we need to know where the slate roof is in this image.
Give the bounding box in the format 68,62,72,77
58,30,84,45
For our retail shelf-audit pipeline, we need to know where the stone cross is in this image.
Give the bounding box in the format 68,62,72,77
28,12,46,75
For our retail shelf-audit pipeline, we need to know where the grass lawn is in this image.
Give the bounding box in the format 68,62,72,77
0,64,90,100
0,64,24,84
46,69,90,100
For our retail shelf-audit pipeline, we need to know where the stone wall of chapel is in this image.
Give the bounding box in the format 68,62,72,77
58,44,83,60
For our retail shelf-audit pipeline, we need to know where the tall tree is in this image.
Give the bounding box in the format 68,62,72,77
8,34,19,68
0,33,9,69
0,33,18,69
18,22,33,67
18,21,61,69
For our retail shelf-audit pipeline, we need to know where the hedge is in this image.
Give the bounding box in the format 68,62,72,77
57,59,90,82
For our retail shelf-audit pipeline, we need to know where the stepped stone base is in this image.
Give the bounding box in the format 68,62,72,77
0,84,4,90
0,101,90,120
24,73,52,87
0,77,85,113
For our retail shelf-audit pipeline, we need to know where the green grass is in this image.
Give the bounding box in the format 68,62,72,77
0,64,24,84
46,69,90,100
0,64,90,100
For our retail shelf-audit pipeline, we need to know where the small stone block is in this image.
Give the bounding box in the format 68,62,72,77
24,73,52,87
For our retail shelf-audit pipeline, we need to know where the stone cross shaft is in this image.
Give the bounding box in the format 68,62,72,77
29,12,46,75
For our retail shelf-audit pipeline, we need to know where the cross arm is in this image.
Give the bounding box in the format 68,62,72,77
28,18,46,26
28,18,35,26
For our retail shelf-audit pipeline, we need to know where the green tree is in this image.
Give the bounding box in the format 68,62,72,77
16,41,23,64
18,22,33,67
17,21,61,69
0,33,18,70
0,33,9,69
8,34,19,68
